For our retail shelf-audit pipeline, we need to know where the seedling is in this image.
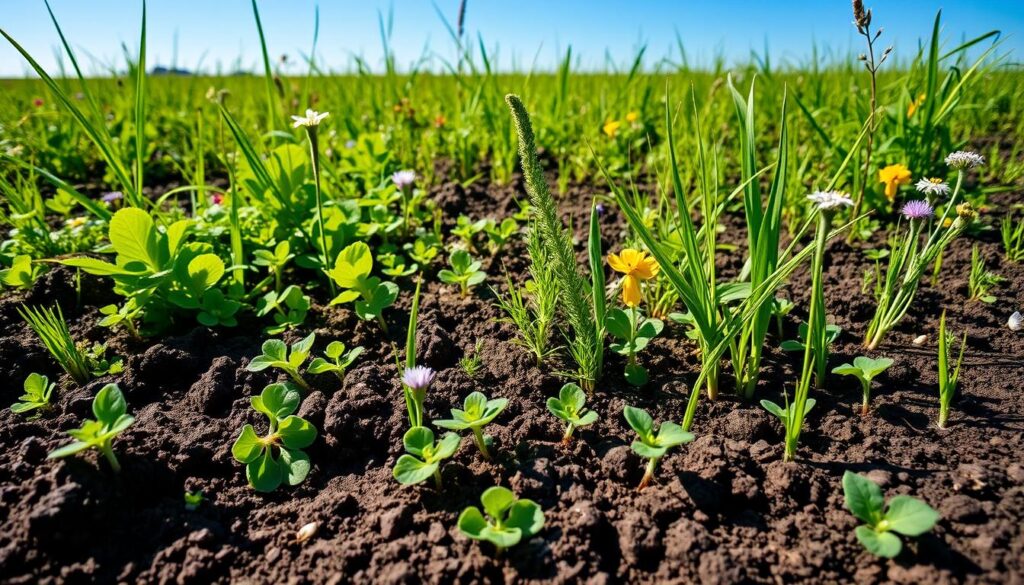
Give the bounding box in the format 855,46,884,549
246,333,315,391
623,405,693,490
842,471,939,558
459,341,484,378
1,254,42,289
937,310,966,429
546,383,599,443
307,341,363,387
327,242,399,331
392,426,461,489
19,304,92,385
832,356,894,415
438,249,486,296
256,285,310,335
967,244,1004,303
605,307,663,386
11,373,55,418
252,240,294,293
452,215,488,250
184,490,204,511
231,383,318,492
457,486,545,549
435,391,508,460
483,217,519,254
47,383,135,472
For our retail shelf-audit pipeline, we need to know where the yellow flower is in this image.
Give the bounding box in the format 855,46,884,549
608,248,659,307
878,164,912,202
65,217,87,229
907,93,926,117
603,120,622,138
625,111,639,123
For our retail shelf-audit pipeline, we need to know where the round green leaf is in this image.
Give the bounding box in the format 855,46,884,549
843,471,885,525
279,447,311,486
505,499,545,539
623,405,654,437
885,495,939,536
278,415,317,449
187,254,225,291
393,454,436,485
480,486,515,520
402,426,435,457
855,525,902,558
92,384,127,425
457,506,489,539
247,449,284,492
232,425,263,463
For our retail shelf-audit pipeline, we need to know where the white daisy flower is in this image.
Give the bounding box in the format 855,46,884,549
1009,311,1023,332
944,151,985,170
807,190,854,211
914,177,951,197
291,109,330,128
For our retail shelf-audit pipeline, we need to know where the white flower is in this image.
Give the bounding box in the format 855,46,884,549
391,170,417,190
807,190,854,211
944,151,984,170
1009,311,1023,332
291,109,329,128
914,177,951,197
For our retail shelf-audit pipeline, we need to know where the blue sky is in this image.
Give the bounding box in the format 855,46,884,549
0,0,1020,76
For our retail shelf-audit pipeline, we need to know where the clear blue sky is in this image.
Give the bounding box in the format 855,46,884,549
0,0,1020,76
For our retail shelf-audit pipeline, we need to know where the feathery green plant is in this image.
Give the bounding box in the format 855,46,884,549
19,305,91,385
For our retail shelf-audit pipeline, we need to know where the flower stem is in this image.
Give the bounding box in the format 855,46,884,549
305,127,335,297
472,427,491,459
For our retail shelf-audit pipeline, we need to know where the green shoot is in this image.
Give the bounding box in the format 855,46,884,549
1000,214,1024,262
231,383,317,492
546,383,599,444
19,304,91,385
435,391,508,460
842,471,939,558
937,310,966,429
327,242,399,332
11,373,56,418
623,405,694,490
393,426,461,489
967,244,1004,303
459,341,484,379
438,249,486,296
48,383,134,472
307,341,364,387
246,333,315,392
184,490,204,511
832,356,894,415
457,486,545,549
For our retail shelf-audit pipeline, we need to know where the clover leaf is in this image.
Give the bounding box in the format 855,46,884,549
457,486,545,549
327,242,398,330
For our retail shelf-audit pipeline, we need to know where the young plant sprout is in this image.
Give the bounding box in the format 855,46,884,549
327,242,399,331
937,310,966,429
246,333,315,392
19,304,92,385
184,490,204,511
307,341,363,387
967,244,1004,303
435,391,508,460
483,218,519,254
607,249,663,386
256,285,311,335
10,372,55,417
48,383,134,472
842,471,939,558
459,341,484,378
251,240,294,293
623,405,693,490
546,383,599,443
392,426,461,489
438,249,486,296
231,383,317,492
457,486,545,549
832,356,894,415
402,366,435,429
1000,213,1024,262
492,223,559,367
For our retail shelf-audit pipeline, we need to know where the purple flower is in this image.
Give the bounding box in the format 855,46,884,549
596,203,605,215
101,191,124,204
391,170,416,190
402,365,435,390
901,200,933,220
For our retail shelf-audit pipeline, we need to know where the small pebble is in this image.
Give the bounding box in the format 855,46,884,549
295,521,318,544
912,334,928,346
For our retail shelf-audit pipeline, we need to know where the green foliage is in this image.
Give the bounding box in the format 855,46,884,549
967,244,1004,303
482,217,519,254
438,249,486,296
231,383,317,492
623,405,693,489
47,383,135,472
246,333,315,391
458,341,484,378
10,373,55,417
546,383,598,443
256,284,311,335
184,489,204,511
457,486,545,549
0,254,43,289
936,310,966,429
392,426,461,488
19,304,92,385
327,242,399,329
435,391,508,460
832,356,894,415
1001,214,1024,263
842,471,939,558
307,340,363,386
605,308,664,386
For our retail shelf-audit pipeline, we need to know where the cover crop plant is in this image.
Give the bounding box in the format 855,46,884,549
392,426,461,488
10,373,55,417
232,383,317,492
307,341,363,387
457,486,545,549
19,304,92,385
623,405,694,490
328,242,399,331
606,249,664,386
546,383,599,443
435,391,508,460
48,383,134,472
832,356,894,415
493,221,559,366
842,471,939,558
967,245,1004,303
438,249,486,296
246,333,315,391
936,310,966,429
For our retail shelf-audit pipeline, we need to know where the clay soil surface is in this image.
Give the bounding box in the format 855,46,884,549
0,169,1022,584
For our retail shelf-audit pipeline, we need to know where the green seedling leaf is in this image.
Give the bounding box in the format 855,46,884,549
458,486,545,549
246,335,313,391
435,391,508,459
623,405,693,489
11,373,55,417
233,383,318,492
47,383,134,472
842,471,939,558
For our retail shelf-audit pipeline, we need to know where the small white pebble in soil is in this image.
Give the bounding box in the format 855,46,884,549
295,521,319,544
912,334,928,346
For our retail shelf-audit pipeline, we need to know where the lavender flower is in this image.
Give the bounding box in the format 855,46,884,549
901,200,933,220
944,151,984,170
402,365,435,390
596,203,605,215
807,190,854,211
914,177,950,197
101,191,124,204
392,170,416,190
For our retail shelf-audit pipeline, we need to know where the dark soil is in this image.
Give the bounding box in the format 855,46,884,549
0,167,1022,584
